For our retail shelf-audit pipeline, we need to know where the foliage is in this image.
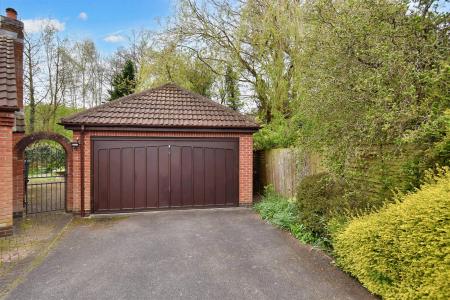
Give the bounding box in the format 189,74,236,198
108,59,136,101
171,0,302,123
254,186,328,248
295,0,449,183
137,45,215,97
296,173,353,240
254,186,298,229
25,141,66,176
402,109,450,191
333,168,450,299
253,114,299,150
219,64,243,111
24,26,108,134
24,104,81,139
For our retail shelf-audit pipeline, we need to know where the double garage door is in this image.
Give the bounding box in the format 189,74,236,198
92,138,239,212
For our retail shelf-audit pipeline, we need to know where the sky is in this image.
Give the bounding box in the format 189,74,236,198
0,0,173,54
2,0,448,55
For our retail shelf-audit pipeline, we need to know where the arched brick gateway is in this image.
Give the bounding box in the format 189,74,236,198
13,132,73,216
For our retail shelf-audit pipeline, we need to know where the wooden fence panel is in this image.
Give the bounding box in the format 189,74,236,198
254,148,324,198
254,144,417,202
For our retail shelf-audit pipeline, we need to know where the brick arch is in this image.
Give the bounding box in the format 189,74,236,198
14,131,71,154
13,132,74,214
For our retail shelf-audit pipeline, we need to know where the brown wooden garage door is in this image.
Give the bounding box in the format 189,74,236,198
92,138,239,212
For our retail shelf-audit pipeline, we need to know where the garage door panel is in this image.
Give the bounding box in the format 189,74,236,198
121,148,135,209
170,146,182,207
146,147,159,208
204,148,216,205
193,148,205,206
93,138,238,212
97,149,109,210
158,146,170,208
134,148,146,208
225,149,237,205
109,148,122,210
181,147,193,207
215,149,227,205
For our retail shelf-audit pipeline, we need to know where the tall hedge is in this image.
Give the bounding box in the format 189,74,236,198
333,169,450,299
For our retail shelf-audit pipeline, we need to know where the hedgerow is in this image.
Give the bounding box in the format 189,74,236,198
295,173,347,239
333,168,450,299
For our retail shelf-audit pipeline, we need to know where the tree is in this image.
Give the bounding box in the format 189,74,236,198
108,59,136,101
39,25,72,131
107,29,154,85
23,31,45,133
137,44,215,97
219,64,242,111
169,0,302,122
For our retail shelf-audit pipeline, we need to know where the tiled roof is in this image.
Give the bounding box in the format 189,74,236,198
61,83,259,130
0,36,18,110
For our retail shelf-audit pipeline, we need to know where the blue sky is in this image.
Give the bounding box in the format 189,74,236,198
0,0,173,54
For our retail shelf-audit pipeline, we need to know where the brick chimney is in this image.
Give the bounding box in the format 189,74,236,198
5,8,17,19
0,8,25,132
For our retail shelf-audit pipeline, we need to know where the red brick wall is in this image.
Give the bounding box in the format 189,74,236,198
238,135,253,206
0,113,15,234
12,132,24,214
72,130,253,213
12,133,74,215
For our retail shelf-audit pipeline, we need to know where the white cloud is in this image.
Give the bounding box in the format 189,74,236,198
23,18,65,33
78,12,88,21
103,34,125,43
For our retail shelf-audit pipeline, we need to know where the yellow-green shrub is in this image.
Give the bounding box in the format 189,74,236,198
333,168,450,299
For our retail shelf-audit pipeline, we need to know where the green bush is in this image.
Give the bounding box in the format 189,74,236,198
254,186,298,230
295,173,349,238
254,186,325,247
253,115,299,150
333,168,450,299
402,109,450,192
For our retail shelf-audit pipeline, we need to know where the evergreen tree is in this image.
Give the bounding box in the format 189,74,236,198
108,59,136,101
224,65,242,111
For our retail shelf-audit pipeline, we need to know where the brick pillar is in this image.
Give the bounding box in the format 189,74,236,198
239,134,253,206
71,132,81,213
12,132,24,217
82,132,91,213
65,148,74,213
0,112,15,236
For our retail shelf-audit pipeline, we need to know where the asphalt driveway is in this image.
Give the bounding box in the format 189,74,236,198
7,208,374,300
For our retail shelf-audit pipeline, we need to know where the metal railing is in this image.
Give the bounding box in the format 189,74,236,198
24,141,66,214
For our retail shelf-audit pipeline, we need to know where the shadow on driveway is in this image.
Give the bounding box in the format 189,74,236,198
7,208,375,300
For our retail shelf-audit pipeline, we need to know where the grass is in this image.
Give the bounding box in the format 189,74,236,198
254,187,330,250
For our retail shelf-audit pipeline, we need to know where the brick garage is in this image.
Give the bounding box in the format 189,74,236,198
61,84,259,214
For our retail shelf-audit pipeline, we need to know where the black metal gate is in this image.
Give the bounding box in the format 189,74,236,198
24,140,66,214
